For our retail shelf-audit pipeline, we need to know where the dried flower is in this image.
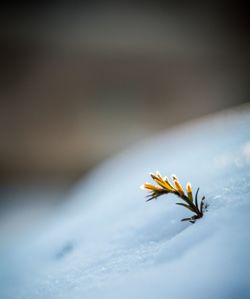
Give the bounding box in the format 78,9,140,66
141,172,206,223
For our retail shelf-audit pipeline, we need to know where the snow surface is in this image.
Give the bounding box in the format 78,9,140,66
1,105,250,299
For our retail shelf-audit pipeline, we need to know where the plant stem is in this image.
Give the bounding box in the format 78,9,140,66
180,194,202,217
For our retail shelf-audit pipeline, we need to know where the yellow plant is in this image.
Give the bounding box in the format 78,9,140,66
141,172,206,223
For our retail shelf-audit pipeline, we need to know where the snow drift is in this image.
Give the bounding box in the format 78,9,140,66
1,105,250,299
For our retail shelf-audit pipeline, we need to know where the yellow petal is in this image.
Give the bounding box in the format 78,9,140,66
150,172,159,181
173,179,184,196
186,182,193,202
155,176,173,191
163,176,176,191
143,183,162,191
172,174,178,181
186,182,192,193
150,172,168,189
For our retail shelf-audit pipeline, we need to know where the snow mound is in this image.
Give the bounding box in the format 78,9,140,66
1,105,250,299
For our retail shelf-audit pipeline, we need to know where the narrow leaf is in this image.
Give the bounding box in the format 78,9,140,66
195,188,200,209
146,197,155,202
200,196,205,213
181,217,193,222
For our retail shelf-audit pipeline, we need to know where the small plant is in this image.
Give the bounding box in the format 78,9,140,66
141,172,206,223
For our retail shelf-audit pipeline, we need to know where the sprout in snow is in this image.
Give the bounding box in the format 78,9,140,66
141,172,206,223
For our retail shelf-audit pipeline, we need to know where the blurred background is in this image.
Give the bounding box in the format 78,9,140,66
0,1,249,225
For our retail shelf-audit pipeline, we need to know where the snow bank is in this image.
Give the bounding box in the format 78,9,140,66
1,105,250,299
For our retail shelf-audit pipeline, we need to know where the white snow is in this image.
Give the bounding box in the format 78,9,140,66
1,105,250,299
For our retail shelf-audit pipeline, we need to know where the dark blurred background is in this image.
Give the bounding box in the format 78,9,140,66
0,2,249,203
